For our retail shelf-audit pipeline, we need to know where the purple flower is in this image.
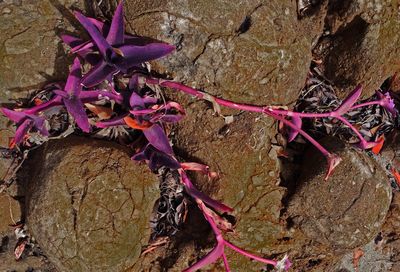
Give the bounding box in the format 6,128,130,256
376,90,398,116
63,1,175,87
0,108,48,145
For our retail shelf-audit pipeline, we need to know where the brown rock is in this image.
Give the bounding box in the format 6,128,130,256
315,0,400,97
0,0,85,102
288,138,392,253
0,193,21,235
172,108,289,271
124,0,326,106
25,136,159,271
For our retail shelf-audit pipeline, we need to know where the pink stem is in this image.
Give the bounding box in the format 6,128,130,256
145,78,265,113
224,241,277,266
350,100,381,110
266,108,334,118
222,253,231,272
336,116,368,145
264,110,331,157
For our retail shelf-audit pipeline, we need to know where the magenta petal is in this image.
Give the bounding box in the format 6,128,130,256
65,57,82,96
74,11,115,61
118,43,175,67
60,34,84,48
1,108,27,123
336,85,362,115
129,73,140,91
31,116,49,136
183,243,224,272
287,115,302,142
63,97,90,133
81,60,119,87
325,154,342,181
14,119,32,144
129,91,145,108
143,124,173,154
106,0,125,45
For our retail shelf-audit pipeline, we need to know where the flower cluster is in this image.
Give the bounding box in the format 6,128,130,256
2,0,398,271
1,1,292,271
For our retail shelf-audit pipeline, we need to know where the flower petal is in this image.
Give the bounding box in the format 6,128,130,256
81,60,118,88
336,85,362,115
63,97,90,133
143,124,173,154
60,34,84,49
1,108,27,123
324,153,342,181
117,42,175,69
106,0,125,45
65,57,82,96
74,11,116,61
14,119,32,144
129,91,145,108
31,116,49,136
287,115,302,142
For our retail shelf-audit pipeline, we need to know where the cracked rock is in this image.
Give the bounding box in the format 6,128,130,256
0,0,85,102
124,0,326,106
288,137,392,253
24,136,159,271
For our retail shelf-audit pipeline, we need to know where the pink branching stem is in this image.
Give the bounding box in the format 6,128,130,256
145,78,264,113
263,110,330,157
224,241,277,266
179,169,289,272
222,253,231,271
350,101,381,110
336,116,370,147
145,78,384,152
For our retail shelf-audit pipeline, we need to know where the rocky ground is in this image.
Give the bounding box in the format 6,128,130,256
0,0,400,271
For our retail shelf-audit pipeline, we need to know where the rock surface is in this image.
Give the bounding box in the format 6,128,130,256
25,136,159,272
123,0,325,106
288,138,392,255
314,0,400,97
0,0,85,102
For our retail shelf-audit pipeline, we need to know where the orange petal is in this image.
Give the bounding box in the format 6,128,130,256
34,98,43,105
372,135,385,155
123,116,151,130
392,168,400,186
8,138,16,149
85,103,113,120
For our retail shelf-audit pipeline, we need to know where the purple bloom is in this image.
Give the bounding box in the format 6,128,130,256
0,108,48,145
63,1,175,87
376,90,398,116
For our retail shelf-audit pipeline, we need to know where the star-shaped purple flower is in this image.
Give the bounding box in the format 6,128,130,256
62,0,175,87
